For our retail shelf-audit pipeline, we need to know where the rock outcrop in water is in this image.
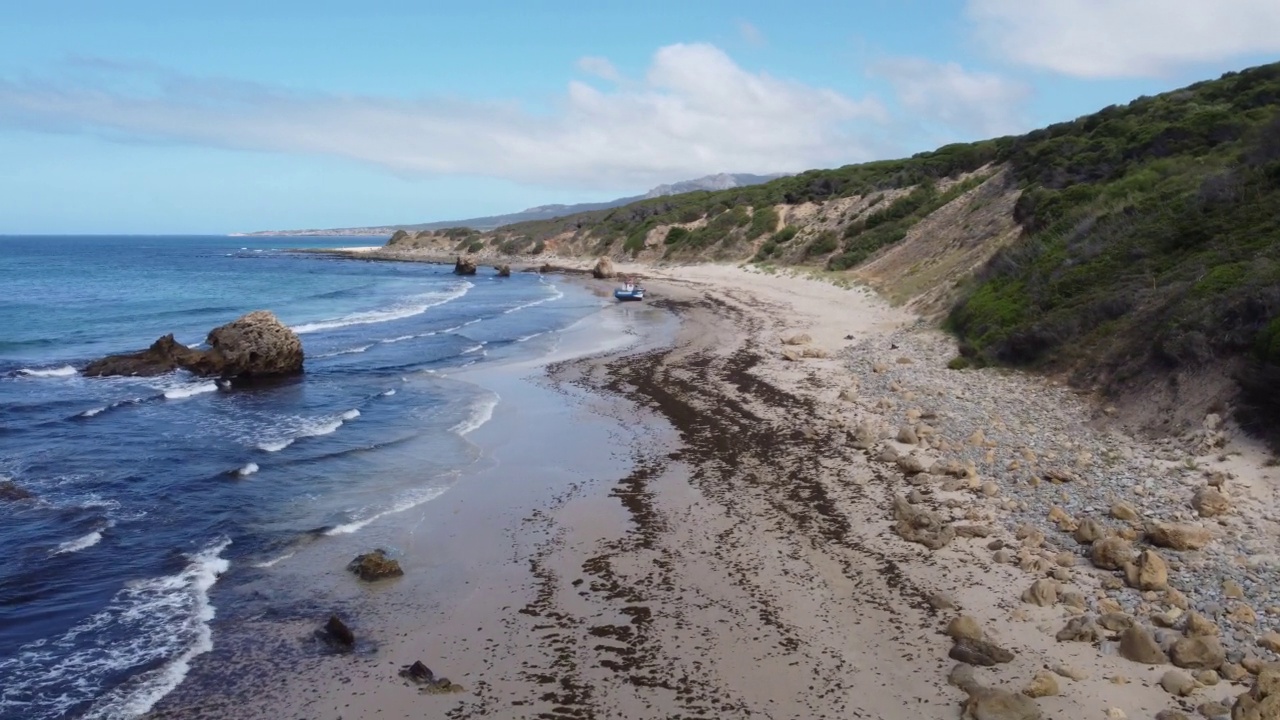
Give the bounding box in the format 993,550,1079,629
83,311,304,380
453,256,477,275
495,264,511,277
0,480,34,502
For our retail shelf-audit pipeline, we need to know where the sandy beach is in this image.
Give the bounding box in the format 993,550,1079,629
150,262,1280,720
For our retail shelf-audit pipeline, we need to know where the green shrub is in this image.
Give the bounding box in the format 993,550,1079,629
747,206,780,239
466,240,485,253
805,231,839,258
531,240,546,255
664,226,689,245
947,356,972,370
772,226,798,244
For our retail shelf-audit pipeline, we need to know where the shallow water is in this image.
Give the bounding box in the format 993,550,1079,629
0,235,604,720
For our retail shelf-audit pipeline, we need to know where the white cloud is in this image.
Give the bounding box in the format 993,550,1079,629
737,19,766,47
968,0,1280,78
0,44,886,190
875,57,1031,138
576,56,621,83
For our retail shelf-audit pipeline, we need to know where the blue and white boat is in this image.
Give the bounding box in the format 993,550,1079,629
613,278,645,301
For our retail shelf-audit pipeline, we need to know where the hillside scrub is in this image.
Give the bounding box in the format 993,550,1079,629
946,63,1280,435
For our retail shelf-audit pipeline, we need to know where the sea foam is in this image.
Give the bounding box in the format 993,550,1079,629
53,529,104,555
163,382,218,400
0,539,232,720
451,392,499,436
324,486,448,536
292,282,471,334
18,365,77,378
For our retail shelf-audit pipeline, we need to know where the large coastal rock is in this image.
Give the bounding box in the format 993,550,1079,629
592,256,616,279
83,311,303,380
347,549,403,581
495,264,511,277
454,256,477,275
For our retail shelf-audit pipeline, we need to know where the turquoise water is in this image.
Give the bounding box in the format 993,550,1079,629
0,236,603,719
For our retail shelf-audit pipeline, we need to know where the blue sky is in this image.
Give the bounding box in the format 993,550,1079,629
2,1,1279,234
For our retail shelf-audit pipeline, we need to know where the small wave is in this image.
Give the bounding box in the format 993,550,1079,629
451,392,499,436
235,462,259,477
516,332,545,343
251,551,295,568
382,389,396,396
53,530,103,555
80,406,108,418
460,343,486,355
18,365,78,378
381,335,416,344
316,344,373,358
291,282,472,334
324,486,449,536
255,410,358,452
163,382,218,400
503,285,565,315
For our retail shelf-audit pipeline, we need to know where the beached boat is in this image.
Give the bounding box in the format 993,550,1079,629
614,279,645,301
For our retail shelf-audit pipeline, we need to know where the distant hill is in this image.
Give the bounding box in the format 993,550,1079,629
239,173,787,236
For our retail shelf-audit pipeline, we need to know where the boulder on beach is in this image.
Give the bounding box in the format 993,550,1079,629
592,256,615,279
400,660,464,693
347,549,404,581
454,256,478,275
495,264,511,277
323,615,355,647
83,311,303,381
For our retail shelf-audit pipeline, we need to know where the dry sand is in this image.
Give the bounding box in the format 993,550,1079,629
156,261,1280,719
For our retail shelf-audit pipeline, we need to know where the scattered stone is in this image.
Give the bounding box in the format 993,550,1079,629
1160,669,1197,696
891,497,954,549
1119,625,1169,664
1258,632,1280,653
1224,579,1245,599
947,615,986,641
1155,711,1192,720
897,425,919,444
950,637,1015,666
1195,701,1229,719
897,453,933,475
1061,591,1088,610
1192,487,1230,518
400,660,463,693
980,481,1000,497
1106,708,1127,720
1099,613,1136,632
1056,615,1102,643
1091,536,1134,571
347,549,404,582
1186,612,1220,637
1022,671,1059,698
1229,604,1259,625
323,615,355,647
948,663,978,691
1021,579,1059,607
1170,636,1226,669
1230,666,1280,719
782,333,812,346
1148,523,1213,551
1194,669,1220,686
1221,663,1249,682
1074,518,1104,544
1053,664,1088,681
1111,501,1140,522
1127,549,1170,591
956,525,996,538
929,592,958,610
961,686,1042,720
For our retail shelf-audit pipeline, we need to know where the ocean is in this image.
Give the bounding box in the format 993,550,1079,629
0,235,606,719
